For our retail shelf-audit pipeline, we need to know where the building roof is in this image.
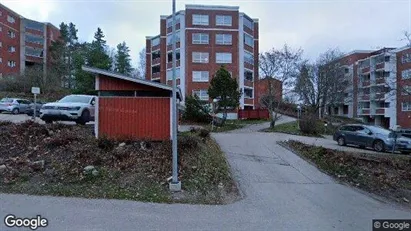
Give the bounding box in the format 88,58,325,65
82,66,182,100
392,45,411,53
186,4,239,11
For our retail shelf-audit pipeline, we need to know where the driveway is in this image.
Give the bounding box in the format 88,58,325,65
1,123,409,230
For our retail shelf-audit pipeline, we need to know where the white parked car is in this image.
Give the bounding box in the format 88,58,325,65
40,95,96,125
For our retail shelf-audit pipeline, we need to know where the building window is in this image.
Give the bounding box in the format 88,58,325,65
192,52,209,63
244,70,253,81
7,61,16,67
192,33,209,44
166,15,180,28
25,47,43,57
384,56,390,62
402,102,411,111
402,86,411,95
152,50,161,60
244,33,254,47
167,32,180,45
244,51,254,64
151,37,160,47
216,34,232,45
244,18,254,30
8,46,16,53
216,15,232,26
402,53,411,64
7,15,15,24
402,69,411,80
192,14,209,26
192,90,209,101
26,34,44,45
216,53,232,64
8,30,16,38
166,68,180,80
244,88,253,99
167,50,180,62
193,71,209,82
25,20,44,31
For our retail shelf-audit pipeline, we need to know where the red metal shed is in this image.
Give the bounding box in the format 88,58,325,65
82,66,181,141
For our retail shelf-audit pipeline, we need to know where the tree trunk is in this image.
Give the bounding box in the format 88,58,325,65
222,107,228,126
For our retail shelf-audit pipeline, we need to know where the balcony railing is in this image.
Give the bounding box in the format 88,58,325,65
376,78,386,85
361,67,370,73
362,80,370,87
152,72,160,79
375,108,385,115
375,62,385,70
152,58,161,66
359,108,370,115
374,92,386,100
360,94,370,100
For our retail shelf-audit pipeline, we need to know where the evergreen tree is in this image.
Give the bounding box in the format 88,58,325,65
114,41,133,75
208,66,242,124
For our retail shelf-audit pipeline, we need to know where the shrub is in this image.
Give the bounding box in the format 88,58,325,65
198,129,210,138
299,114,321,135
182,95,212,123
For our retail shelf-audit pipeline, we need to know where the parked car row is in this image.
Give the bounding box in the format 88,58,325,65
333,124,411,154
0,94,96,125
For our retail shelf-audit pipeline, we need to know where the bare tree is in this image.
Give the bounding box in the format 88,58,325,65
259,44,303,128
137,48,146,79
294,48,348,118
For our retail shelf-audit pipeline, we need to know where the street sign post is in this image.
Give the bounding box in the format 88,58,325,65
31,87,40,120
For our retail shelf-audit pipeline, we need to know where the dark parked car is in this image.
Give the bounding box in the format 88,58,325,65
26,101,45,117
333,124,411,154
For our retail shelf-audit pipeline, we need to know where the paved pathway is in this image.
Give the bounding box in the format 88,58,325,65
0,120,410,230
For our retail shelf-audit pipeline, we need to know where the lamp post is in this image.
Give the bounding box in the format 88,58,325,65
169,0,181,192
211,98,218,131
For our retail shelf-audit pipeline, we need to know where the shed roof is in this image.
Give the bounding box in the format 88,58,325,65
82,66,182,99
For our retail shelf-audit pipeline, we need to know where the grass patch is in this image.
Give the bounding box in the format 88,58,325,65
0,121,239,204
281,140,411,206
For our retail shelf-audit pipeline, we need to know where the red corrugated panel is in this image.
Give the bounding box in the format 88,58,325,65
99,97,170,140
238,109,269,119
99,75,165,91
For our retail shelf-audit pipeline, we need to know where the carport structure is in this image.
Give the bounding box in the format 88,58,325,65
82,66,181,141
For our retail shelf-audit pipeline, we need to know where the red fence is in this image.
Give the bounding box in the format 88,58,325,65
238,109,270,120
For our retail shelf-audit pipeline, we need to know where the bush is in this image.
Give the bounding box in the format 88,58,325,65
299,114,321,135
198,129,210,138
182,95,212,123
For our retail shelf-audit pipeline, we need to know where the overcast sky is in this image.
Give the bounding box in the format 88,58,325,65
3,0,410,66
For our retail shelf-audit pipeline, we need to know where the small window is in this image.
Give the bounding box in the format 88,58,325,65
151,37,160,47
402,69,411,80
402,102,411,111
244,33,254,47
192,71,209,82
344,68,349,74
216,15,232,26
192,52,209,63
216,53,232,64
7,15,15,24
192,33,209,44
244,51,254,64
7,61,16,67
166,15,180,28
8,46,16,53
192,14,209,26
216,34,232,45
167,32,180,45
167,50,180,62
152,50,161,60
384,56,390,62
244,18,254,30
192,90,209,101
8,30,16,38
244,88,253,99
244,70,253,81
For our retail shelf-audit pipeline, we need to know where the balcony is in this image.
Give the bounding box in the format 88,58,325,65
152,58,161,66
375,62,385,70
167,23,181,34
167,42,180,51
375,77,386,85
167,60,180,69
359,94,370,101
361,67,370,73
375,108,385,115
152,44,160,51
374,92,386,100
359,108,370,115
244,62,254,70
361,80,370,87
152,72,160,79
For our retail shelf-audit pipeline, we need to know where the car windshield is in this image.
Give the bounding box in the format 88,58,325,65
58,95,91,104
368,126,392,135
0,98,13,103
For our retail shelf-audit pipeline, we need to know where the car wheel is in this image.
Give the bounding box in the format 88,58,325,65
12,108,19,115
373,140,385,152
337,137,346,146
76,110,90,125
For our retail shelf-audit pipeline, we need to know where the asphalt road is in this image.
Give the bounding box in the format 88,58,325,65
0,119,409,230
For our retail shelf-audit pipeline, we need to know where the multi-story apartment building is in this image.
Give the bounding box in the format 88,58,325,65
329,46,411,129
0,3,59,78
145,4,259,118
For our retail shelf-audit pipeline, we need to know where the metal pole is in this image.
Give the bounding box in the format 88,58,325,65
170,0,181,191
33,94,37,120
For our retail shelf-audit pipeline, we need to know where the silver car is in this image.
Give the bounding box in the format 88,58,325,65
0,98,32,114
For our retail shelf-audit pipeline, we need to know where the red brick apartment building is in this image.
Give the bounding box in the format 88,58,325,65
0,3,59,78
145,4,266,119
328,46,411,129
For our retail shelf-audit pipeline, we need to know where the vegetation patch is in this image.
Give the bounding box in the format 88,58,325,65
281,140,411,207
0,121,239,204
